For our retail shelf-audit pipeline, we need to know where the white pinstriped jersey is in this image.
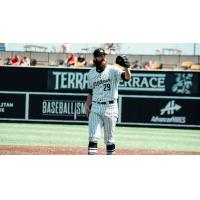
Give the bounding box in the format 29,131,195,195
87,65,123,102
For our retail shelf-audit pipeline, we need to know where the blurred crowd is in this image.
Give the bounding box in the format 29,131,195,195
58,54,87,67
0,54,199,70
56,54,162,70
4,55,31,66
131,60,162,70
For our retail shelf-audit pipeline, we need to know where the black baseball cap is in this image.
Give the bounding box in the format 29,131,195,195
93,48,107,57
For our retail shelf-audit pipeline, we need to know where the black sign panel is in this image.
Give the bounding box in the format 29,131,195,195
47,69,89,93
0,67,199,96
119,72,166,93
0,67,48,92
0,93,26,118
121,97,200,126
119,71,199,96
165,72,199,95
29,94,88,121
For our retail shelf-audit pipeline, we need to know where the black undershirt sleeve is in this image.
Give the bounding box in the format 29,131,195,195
88,89,93,95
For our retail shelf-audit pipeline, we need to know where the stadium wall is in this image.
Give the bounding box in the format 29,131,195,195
0,67,199,128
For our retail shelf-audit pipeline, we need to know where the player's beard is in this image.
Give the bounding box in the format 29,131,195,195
94,58,107,72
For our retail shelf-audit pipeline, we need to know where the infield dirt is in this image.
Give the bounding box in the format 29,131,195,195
1,145,200,155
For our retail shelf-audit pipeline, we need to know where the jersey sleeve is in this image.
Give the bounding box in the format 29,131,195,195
113,66,124,81
87,71,93,89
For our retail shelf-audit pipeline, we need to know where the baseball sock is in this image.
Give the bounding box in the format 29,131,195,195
106,144,116,155
88,142,98,155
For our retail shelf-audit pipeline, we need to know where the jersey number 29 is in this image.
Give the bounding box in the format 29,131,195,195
104,83,111,91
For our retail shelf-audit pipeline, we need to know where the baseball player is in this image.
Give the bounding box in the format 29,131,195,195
85,48,131,155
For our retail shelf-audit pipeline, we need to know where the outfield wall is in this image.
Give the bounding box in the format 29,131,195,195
0,66,200,128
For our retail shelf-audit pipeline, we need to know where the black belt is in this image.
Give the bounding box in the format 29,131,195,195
93,100,115,105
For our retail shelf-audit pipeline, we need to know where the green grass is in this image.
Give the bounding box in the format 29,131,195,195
0,123,200,152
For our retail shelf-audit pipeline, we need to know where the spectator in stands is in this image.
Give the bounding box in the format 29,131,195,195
131,60,142,69
20,56,30,66
30,59,37,66
143,60,155,70
74,54,87,68
4,58,12,65
56,59,65,66
64,53,76,67
10,55,21,66
77,55,87,65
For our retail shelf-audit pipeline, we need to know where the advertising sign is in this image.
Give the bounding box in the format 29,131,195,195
121,96,200,126
0,93,26,119
29,94,88,121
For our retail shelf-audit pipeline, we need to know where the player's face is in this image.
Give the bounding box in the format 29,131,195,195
94,54,106,67
96,54,105,61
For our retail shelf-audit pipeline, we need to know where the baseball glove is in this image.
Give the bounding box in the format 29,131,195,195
116,55,130,68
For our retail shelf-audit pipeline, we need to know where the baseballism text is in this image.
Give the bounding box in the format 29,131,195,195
42,100,85,118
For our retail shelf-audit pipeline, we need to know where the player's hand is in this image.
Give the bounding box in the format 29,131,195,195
84,104,91,118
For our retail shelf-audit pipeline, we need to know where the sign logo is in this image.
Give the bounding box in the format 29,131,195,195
160,100,181,115
42,100,85,120
172,73,193,94
119,73,166,91
0,102,14,113
49,71,88,90
151,100,186,124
